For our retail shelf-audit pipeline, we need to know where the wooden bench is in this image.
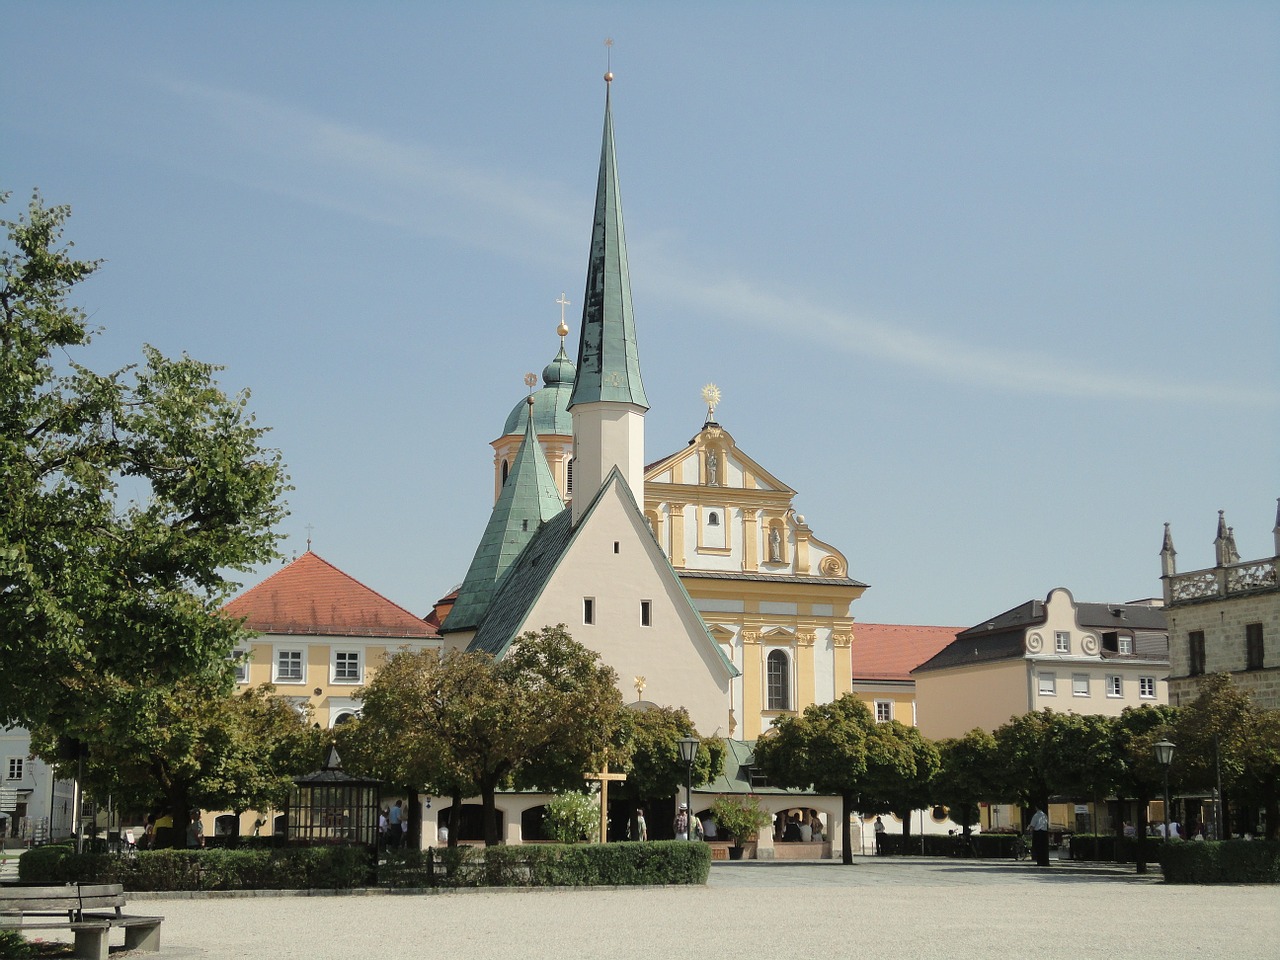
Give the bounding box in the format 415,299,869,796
0,883,163,960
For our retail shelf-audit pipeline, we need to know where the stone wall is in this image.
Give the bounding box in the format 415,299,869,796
1166,588,1280,708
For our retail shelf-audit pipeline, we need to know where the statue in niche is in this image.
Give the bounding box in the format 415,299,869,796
705,448,719,486
768,525,783,562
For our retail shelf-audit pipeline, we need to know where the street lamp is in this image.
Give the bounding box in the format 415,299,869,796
677,736,699,840
1154,739,1175,842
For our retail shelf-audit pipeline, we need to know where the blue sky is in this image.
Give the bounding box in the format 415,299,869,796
5,2,1277,627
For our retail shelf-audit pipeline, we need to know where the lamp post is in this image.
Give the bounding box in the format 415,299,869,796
677,736,699,840
1154,739,1175,842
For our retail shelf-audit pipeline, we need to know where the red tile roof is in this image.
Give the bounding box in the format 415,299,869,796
852,623,963,682
224,551,436,638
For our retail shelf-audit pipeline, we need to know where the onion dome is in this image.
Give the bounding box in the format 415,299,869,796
501,343,576,437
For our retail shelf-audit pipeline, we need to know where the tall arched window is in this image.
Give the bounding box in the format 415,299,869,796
766,650,790,711
566,458,574,494
501,460,510,485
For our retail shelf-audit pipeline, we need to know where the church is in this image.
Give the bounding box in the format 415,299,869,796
225,72,872,855
442,72,866,746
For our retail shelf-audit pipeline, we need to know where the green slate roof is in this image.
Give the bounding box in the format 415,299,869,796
567,82,648,412
444,401,565,633
501,343,575,437
467,468,736,681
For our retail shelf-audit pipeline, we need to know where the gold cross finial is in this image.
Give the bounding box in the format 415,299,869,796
555,292,571,339
604,37,614,82
524,372,538,396
304,523,314,551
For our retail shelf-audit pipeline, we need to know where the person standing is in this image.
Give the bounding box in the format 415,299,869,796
874,815,886,856
1028,807,1050,866
388,800,404,849
674,803,691,840
632,808,648,842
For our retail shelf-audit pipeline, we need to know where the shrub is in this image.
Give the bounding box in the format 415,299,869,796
709,795,772,844
543,792,601,844
1160,841,1280,884
18,844,373,890
378,841,709,888
0,929,35,959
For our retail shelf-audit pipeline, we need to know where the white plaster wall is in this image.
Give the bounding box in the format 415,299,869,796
570,405,645,523
521,483,733,736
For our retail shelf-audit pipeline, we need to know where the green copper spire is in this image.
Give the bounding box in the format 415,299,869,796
567,78,649,411
445,398,565,633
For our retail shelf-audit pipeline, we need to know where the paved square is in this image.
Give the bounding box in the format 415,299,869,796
100,859,1278,960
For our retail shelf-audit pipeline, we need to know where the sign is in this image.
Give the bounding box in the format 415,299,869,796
0,788,17,811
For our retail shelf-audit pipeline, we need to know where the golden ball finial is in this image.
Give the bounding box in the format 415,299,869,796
557,320,569,338
604,71,613,83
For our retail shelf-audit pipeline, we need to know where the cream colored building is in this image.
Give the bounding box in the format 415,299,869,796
914,587,1169,741
1160,503,1280,708
224,551,441,728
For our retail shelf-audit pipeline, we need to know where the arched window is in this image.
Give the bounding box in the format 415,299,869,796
501,460,510,485
566,458,574,493
766,650,790,711
708,511,720,526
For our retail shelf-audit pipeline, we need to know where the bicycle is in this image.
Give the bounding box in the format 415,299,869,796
1012,835,1030,861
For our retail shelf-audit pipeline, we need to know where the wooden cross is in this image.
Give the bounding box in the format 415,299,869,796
584,761,627,844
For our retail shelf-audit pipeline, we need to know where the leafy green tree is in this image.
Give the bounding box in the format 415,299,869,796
1,192,289,739
35,682,324,846
992,709,1058,816
340,625,622,846
615,705,723,814
858,720,940,849
752,694,874,865
933,728,999,837
1112,704,1177,873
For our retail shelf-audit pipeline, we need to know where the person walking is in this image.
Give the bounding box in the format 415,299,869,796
1028,807,1050,866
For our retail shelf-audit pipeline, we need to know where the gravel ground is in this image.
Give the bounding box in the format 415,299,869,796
21,860,1280,960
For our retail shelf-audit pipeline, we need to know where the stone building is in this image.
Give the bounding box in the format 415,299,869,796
1160,501,1280,708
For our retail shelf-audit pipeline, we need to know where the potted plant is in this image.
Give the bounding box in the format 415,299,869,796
710,795,773,859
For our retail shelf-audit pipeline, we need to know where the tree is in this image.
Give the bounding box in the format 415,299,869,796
542,791,600,844
752,694,874,865
858,720,940,849
1,192,290,737
615,705,723,814
339,625,623,846
1112,704,1177,873
933,728,999,837
35,682,324,846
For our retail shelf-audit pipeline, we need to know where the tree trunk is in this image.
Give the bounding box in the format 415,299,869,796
405,788,419,850
840,794,854,865
898,809,913,853
1135,791,1150,875
448,790,462,848
482,782,501,846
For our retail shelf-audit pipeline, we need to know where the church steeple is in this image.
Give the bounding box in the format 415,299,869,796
446,397,564,633
569,73,648,523
568,76,648,413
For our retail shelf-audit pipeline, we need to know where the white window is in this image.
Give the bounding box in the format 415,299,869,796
640,600,651,627
332,650,362,684
583,597,595,625
1118,636,1133,655
1106,675,1123,698
766,650,791,711
1055,631,1071,654
874,700,892,723
1139,676,1156,699
1073,674,1090,697
230,648,250,684
275,649,304,684
6,757,23,780
1038,673,1056,696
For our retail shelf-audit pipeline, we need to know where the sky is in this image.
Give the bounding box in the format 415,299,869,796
5,2,1278,628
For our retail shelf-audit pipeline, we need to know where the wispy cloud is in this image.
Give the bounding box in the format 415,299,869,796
156,78,1278,408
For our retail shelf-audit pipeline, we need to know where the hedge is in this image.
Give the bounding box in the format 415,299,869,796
18,844,374,891
879,832,1023,858
1159,841,1280,884
381,841,710,887
1068,834,1168,863
17,841,709,891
